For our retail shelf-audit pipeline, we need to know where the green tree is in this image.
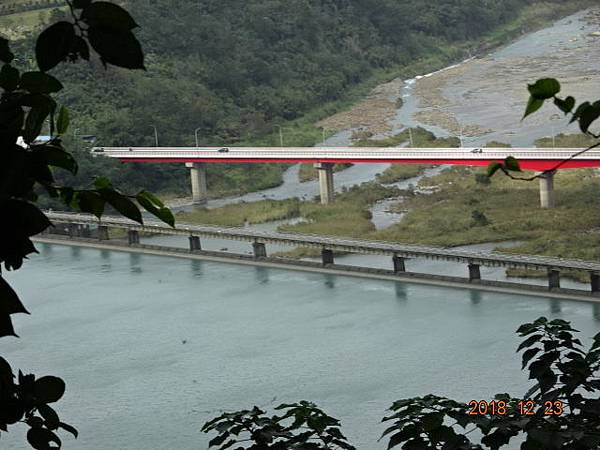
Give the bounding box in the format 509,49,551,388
0,1,173,447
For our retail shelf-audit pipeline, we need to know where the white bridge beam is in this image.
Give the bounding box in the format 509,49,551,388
93,147,598,209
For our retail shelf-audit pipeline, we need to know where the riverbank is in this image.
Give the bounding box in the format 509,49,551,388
411,5,600,146
31,236,600,304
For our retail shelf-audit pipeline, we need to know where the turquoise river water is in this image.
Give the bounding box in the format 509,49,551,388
2,244,600,449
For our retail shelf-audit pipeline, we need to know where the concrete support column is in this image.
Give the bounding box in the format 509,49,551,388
127,230,140,245
548,269,560,289
393,255,406,273
81,225,91,238
189,236,201,251
186,162,208,205
322,248,334,266
538,171,556,209
68,223,80,238
468,263,481,282
591,272,600,294
314,162,334,205
98,225,109,241
252,242,267,259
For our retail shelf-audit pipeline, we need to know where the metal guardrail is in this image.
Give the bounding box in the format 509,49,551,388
90,147,600,162
46,211,600,274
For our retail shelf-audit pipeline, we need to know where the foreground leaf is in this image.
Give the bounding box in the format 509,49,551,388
34,376,66,404
35,22,76,72
528,78,560,100
88,27,145,70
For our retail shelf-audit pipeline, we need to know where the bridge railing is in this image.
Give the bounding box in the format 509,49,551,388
43,211,600,274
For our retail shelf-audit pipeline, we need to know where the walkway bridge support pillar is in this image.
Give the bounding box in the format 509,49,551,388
539,171,556,209
321,248,334,266
189,236,201,251
393,255,406,273
97,225,109,241
314,162,334,205
548,269,560,289
186,162,208,205
253,241,267,259
127,230,140,245
591,272,600,294
468,263,481,282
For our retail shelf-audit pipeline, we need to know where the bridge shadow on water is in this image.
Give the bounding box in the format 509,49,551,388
324,274,335,289
190,260,204,278
129,253,142,274
395,283,407,302
70,246,81,260
255,266,269,285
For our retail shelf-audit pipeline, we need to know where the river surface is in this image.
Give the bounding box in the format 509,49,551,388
3,245,600,450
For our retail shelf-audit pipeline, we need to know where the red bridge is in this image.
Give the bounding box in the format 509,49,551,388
93,146,598,207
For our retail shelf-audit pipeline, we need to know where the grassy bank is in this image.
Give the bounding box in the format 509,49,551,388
374,164,600,252
372,133,600,262
176,199,301,227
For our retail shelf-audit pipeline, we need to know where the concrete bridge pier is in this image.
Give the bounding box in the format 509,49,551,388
548,269,560,289
321,248,334,266
468,263,481,282
538,171,556,208
81,225,91,238
186,162,208,205
97,225,109,240
314,162,334,205
591,273,600,294
393,255,406,273
189,236,201,251
253,241,267,259
127,230,140,245
68,223,81,238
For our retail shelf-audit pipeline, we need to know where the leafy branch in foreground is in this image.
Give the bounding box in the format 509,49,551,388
202,401,355,450
379,317,600,449
487,78,600,180
1,1,174,447
204,318,600,449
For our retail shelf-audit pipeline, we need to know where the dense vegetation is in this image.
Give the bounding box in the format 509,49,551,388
4,0,588,198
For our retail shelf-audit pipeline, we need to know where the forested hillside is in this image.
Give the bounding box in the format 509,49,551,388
5,0,585,197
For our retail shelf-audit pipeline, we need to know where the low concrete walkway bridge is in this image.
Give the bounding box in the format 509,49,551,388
92,146,600,208
46,211,600,294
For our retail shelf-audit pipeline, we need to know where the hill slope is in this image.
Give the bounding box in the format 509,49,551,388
3,0,590,198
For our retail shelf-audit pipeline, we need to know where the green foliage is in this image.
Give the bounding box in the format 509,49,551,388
490,76,600,179
0,357,77,448
278,182,400,239
7,0,577,196
204,319,600,449
177,199,301,227
0,2,174,447
470,210,490,227
380,317,600,449
202,401,355,450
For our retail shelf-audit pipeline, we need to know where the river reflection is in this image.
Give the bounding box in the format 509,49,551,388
3,244,599,450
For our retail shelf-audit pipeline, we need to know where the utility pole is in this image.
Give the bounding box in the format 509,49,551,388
194,127,201,148
275,125,284,147
150,125,159,146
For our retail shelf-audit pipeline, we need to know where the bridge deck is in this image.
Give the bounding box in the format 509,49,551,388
92,147,600,170
47,212,600,274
